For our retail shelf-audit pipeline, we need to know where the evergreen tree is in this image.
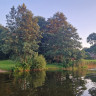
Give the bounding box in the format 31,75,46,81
5,4,42,64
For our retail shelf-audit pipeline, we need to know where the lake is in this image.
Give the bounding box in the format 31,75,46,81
0,69,96,96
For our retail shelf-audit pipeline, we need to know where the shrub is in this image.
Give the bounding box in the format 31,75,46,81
13,54,46,72
13,62,30,72
13,65,24,72
31,55,46,69
62,59,74,68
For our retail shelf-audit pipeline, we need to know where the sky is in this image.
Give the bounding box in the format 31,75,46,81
0,0,96,48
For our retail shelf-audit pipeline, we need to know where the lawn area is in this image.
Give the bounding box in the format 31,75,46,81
81,59,96,65
46,64,63,70
1,59,96,71
0,60,63,71
77,59,96,69
84,59,96,63
0,60,15,71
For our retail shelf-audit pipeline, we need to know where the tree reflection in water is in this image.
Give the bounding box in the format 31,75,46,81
42,70,87,96
13,71,46,89
89,87,96,96
1,69,96,96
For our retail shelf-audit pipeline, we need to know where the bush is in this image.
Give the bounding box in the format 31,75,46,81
31,55,46,69
13,66,24,72
13,54,46,72
13,62,31,72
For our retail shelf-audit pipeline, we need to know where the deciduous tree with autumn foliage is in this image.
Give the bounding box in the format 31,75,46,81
38,12,82,66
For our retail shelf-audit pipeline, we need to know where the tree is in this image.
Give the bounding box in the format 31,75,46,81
5,4,42,64
0,25,8,51
46,12,67,33
84,44,96,55
39,12,82,64
86,33,96,58
35,16,47,32
87,32,96,45
0,25,11,59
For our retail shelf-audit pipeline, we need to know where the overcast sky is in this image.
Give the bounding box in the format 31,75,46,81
0,0,96,48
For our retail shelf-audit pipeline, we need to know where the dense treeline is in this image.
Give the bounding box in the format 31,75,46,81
0,4,84,70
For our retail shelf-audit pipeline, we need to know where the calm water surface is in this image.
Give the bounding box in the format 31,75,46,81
0,70,96,96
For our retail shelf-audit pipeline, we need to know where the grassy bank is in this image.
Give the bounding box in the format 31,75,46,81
0,60,64,71
46,64,63,70
46,59,96,70
76,59,96,69
84,59,96,64
0,60,15,71
1,59,96,71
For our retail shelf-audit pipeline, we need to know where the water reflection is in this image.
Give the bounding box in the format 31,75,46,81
45,71,86,96
13,71,46,89
89,87,96,96
0,70,96,96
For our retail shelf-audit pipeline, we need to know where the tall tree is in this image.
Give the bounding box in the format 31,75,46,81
35,16,47,32
0,25,11,59
0,25,8,51
39,12,82,64
5,4,41,63
87,32,96,45
86,33,96,56
46,12,67,33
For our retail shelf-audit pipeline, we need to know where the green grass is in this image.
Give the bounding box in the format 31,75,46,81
46,64,63,70
1,59,96,71
84,59,96,63
46,60,96,70
0,60,15,71
79,59,96,65
0,60,64,71
75,59,96,69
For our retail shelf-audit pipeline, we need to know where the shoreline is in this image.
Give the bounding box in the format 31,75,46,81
0,69,8,73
